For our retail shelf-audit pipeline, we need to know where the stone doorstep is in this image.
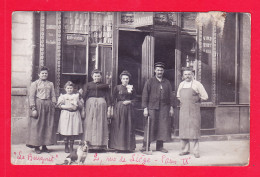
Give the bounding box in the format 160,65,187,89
56,133,249,145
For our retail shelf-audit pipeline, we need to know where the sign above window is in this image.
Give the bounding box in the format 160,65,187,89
64,34,88,45
134,12,154,28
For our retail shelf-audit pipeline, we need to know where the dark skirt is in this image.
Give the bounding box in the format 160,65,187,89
26,99,55,147
109,101,136,151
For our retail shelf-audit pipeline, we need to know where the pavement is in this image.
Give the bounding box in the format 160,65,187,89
11,135,249,166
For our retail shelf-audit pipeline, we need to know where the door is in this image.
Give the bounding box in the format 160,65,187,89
117,30,153,133
97,44,113,88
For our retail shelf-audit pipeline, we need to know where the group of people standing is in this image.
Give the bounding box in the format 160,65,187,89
26,61,208,159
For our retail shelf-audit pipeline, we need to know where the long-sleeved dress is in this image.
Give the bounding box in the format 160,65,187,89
109,85,136,151
57,93,83,136
82,81,111,149
26,79,56,147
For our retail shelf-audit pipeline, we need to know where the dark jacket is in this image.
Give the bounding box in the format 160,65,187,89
142,77,174,110
83,81,111,106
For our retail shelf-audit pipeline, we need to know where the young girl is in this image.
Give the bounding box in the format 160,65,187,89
57,81,83,153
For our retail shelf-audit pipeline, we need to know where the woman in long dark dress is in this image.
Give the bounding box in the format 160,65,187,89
109,70,136,152
82,69,111,150
26,66,56,154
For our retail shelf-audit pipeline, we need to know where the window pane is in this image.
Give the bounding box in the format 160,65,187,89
74,46,86,73
63,45,86,74
63,45,74,73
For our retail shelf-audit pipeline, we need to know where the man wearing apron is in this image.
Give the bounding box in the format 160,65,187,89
177,67,208,158
141,62,174,154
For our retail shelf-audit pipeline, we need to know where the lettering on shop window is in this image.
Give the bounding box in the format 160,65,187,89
203,35,212,54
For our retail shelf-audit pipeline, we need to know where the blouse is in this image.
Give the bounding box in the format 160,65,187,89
177,80,208,100
29,79,56,107
83,81,111,106
57,93,84,110
113,85,136,104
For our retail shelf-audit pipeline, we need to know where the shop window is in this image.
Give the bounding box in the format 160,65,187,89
63,12,89,34
61,44,88,93
89,12,113,44
62,45,87,74
219,13,238,104
181,35,197,78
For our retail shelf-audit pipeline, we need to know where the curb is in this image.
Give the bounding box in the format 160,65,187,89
56,133,249,145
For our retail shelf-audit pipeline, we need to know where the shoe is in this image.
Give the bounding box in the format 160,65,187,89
65,143,70,153
140,146,146,152
156,148,168,153
35,147,41,154
194,153,200,158
69,140,74,152
42,146,50,153
179,152,190,156
140,146,150,152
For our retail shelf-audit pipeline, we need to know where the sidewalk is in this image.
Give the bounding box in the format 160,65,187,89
11,139,249,166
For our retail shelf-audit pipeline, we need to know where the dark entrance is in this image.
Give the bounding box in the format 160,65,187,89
154,31,176,90
118,30,148,94
118,30,176,133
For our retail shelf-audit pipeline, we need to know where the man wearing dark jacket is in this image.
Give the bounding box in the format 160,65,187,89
141,62,174,153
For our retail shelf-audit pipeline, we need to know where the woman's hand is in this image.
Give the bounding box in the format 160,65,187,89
107,106,112,118
30,105,36,111
60,105,69,110
70,105,78,111
143,108,148,117
122,100,131,105
77,99,84,109
52,102,56,107
78,88,83,95
169,106,174,117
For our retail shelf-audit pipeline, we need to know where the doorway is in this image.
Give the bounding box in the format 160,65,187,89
118,30,176,133
118,30,149,94
154,32,176,90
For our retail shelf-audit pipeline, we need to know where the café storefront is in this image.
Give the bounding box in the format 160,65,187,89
11,12,250,143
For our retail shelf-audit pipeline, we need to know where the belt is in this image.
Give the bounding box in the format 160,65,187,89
36,97,51,100
65,109,78,112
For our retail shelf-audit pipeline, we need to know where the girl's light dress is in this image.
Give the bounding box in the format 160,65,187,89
57,93,83,135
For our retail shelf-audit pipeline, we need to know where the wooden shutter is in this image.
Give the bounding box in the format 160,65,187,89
141,35,154,88
98,44,113,86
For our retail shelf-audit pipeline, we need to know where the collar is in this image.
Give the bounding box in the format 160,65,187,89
184,78,194,83
153,76,165,83
93,81,101,84
37,79,48,83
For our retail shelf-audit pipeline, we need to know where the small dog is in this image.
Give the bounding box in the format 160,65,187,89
59,141,88,165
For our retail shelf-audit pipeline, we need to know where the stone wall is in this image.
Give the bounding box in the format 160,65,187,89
11,12,34,144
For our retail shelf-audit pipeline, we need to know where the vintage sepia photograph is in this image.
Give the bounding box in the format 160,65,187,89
11,11,250,166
